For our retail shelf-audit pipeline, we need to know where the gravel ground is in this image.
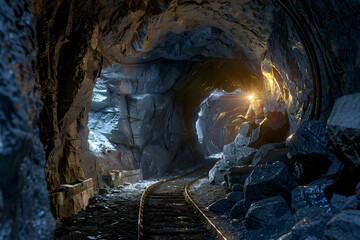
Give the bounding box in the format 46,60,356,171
53,163,216,240
188,177,240,240
53,180,160,240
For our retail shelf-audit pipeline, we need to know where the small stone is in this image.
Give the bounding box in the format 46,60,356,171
98,188,108,195
245,196,291,229
291,179,334,211
244,161,297,208
232,184,244,192
324,210,360,240
224,165,253,190
287,120,328,156
230,199,246,219
208,199,232,214
226,191,244,205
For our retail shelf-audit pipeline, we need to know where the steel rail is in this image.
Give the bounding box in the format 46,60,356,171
137,165,208,240
184,174,228,240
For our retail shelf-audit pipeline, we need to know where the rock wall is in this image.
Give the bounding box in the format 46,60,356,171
32,1,103,191
32,0,360,190
87,61,196,178
262,0,360,132
0,0,54,238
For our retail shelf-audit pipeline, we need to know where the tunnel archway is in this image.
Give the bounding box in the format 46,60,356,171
32,0,352,191
2,0,360,239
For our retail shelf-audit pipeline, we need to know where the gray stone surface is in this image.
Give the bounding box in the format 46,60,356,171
291,179,334,211
330,194,358,214
208,199,233,214
251,143,278,165
245,196,291,229
222,134,256,165
326,154,344,180
0,1,54,238
224,165,254,190
291,207,334,240
248,112,290,149
327,93,360,168
287,120,328,157
226,191,244,205
209,159,231,185
244,162,297,208
230,199,246,219
324,210,360,240
232,184,244,192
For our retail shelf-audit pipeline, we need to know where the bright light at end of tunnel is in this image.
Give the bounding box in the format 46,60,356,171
248,95,254,100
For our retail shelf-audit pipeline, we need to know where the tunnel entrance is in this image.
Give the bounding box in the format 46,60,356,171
195,89,250,157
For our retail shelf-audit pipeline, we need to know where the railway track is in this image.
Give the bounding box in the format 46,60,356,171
138,164,225,240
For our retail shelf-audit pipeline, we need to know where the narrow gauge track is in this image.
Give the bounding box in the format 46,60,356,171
138,165,221,240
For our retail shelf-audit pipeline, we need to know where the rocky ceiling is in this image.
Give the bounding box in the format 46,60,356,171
30,0,360,192
1,0,359,238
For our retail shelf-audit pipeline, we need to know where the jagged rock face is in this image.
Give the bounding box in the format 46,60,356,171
32,1,103,191
327,93,360,169
0,0,54,238
32,0,360,190
87,61,195,178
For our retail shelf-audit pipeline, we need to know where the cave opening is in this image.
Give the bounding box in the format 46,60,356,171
195,88,250,157
2,0,360,239
86,57,262,180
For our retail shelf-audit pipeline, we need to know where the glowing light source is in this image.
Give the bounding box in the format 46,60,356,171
248,95,254,100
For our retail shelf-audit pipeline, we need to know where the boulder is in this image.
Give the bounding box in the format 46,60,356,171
287,120,328,157
330,194,358,214
236,152,255,166
291,154,332,185
291,179,334,211
326,154,344,180
252,143,289,166
232,184,244,191
223,140,256,165
244,161,297,208
248,111,290,149
291,207,334,240
239,122,258,138
209,159,231,185
357,181,360,200
230,199,246,219
208,199,233,214
324,210,360,240
226,191,244,205
251,143,278,165
224,165,254,190
327,93,360,169
245,196,291,229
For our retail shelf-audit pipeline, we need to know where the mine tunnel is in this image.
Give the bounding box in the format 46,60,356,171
1,0,360,239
